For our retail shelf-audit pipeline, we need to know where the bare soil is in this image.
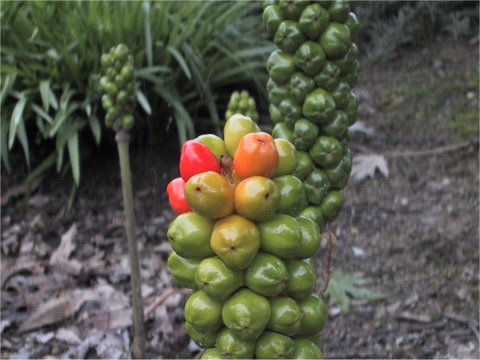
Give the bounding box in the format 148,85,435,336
1,38,479,359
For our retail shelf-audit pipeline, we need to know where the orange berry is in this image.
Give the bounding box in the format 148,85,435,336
233,132,279,178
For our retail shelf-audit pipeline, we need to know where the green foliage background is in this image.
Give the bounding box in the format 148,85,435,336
1,0,273,185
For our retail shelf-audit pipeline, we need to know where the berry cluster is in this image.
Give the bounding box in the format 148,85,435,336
166,114,327,359
99,44,136,131
263,0,360,226
225,90,259,122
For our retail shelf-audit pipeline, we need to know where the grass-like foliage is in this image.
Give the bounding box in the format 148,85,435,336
1,1,273,185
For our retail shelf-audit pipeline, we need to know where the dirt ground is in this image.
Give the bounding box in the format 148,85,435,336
1,38,479,359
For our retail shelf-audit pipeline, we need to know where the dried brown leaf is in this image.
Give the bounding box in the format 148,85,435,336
351,154,389,182
90,309,133,332
1,256,45,288
49,223,77,266
55,327,82,345
18,288,96,333
0,319,12,334
28,331,55,344
95,331,129,359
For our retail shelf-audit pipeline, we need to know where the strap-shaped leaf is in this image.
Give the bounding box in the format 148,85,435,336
39,80,51,111
167,46,191,80
67,133,80,185
31,102,53,124
136,89,152,115
1,117,11,173
0,74,16,108
143,1,153,67
88,115,101,145
16,119,30,167
8,93,27,149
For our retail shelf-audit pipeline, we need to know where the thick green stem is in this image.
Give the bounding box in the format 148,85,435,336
116,130,145,359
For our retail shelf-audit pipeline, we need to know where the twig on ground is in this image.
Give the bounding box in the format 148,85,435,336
321,232,336,299
351,140,473,158
444,312,480,341
144,288,191,318
384,140,473,157
395,311,432,323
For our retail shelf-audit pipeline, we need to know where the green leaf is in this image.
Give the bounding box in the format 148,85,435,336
49,87,77,137
88,115,101,144
1,117,12,173
143,1,153,67
136,89,152,115
0,64,19,76
0,74,16,108
326,271,387,313
156,86,194,144
167,46,191,80
39,80,51,111
1,0,272,171
135,66,172,77
67,132,80,185
55,118,85,173
31,102,53,124
8,94,28,149
26,152,56,185
16,119,30,167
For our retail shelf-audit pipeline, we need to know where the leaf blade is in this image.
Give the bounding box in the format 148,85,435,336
8,94,28,149
67,132,80,186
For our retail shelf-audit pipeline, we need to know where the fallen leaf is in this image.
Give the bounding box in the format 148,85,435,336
95,331,129,359
62,330,104,359
90,309,133,331
329,307,342,317
49,223,77,266
348,121,375,136
18,288,96,333
50,259,83,275
78,281,131,331
55,327,82,345
0,319,12,334
19,232,35,254
28,331,55,344
351,154,389,182
352,246,366,257
62,329,130,359
1,256,45,288
9,347,31,360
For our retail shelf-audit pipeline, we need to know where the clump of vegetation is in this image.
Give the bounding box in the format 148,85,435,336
1,1,273,185
225,90,259,122
353,1,479,61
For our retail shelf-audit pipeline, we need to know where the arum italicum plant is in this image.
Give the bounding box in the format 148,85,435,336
99,44,145,359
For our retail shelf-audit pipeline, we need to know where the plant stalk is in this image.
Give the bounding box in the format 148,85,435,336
321,231,336,299
116,130,145,359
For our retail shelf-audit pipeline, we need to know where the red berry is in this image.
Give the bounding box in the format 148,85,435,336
166,177,191,215
179,140,221,181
